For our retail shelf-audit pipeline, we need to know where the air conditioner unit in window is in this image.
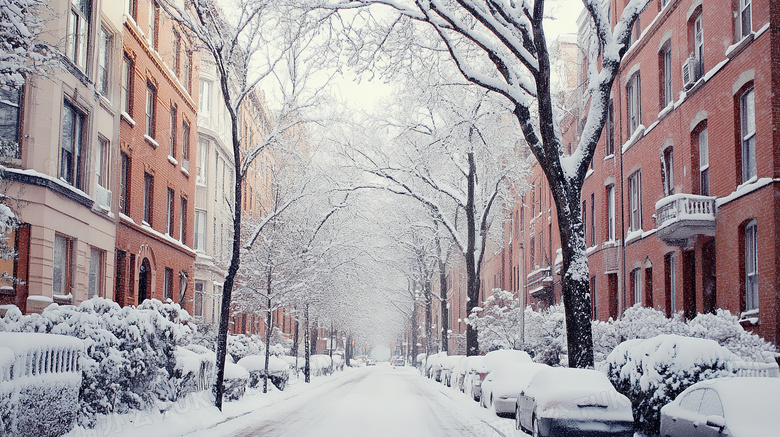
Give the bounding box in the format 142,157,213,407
682,57,698,90
96,185,112,209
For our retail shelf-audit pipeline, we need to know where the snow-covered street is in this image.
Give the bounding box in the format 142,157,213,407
187,365,517,437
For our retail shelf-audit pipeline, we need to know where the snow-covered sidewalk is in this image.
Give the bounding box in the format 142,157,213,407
65,367,363,437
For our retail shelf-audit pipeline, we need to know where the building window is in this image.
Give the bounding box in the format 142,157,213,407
183,50,192,94
53,234,73,296
143,172,153,225
172,29,181,77
590,193,595,246
582,199,587,246
60,100,88,190
167,187,175,235
694,12,704,78
665,252,676,316
121,54,133,116
631,268,642,306
605,99,614,156
67,0,91,71
169,104,177,157
740,86,756,182
530,235,535,268
738,0,752,40
744,220,758,311
194,280,204,317
699,127,709,195
128,0,135,18
197,138,208,184
0,86,22,157
146,81,156,138
88,247,104,299
607,185,615,241
194,209,206,251
660,44,672,108
627,72,641,134
590,276,597,320
97,27,111,97
628,170,642,231
164,267,173,300
96,136,109,189
180,197,187,243
662,147,674,196
119,151,130,214
148,1,159,49
182,121,190,164
199,80,211,115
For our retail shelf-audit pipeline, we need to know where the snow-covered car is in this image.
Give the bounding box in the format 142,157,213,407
659,377,780,436
391,357,405,367
425,352,447,381
469,349,532,402
439,355,465,387
479,362,548,416
515,367,634,437
455,355,484,393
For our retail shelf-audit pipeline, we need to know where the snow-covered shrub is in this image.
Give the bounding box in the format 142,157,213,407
174,345,215,397
227,333,265,363
223,362,248,401
522,304,566,365
605,335,735,435
688,309,776,363
0,298,194,427
309,354,333,376
467,289,523,352
237,355,291,390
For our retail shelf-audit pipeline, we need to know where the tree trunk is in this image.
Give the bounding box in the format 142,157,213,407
424,283,432,362
465,150,480,356
410,305,418,367
556,192,595,368
304,304,311,383
213,108,245,410
263,290,272,393
439,259,448,354
293,317,300,374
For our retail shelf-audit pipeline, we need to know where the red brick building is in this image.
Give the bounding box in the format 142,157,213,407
114,0,197,311
506,0,780,349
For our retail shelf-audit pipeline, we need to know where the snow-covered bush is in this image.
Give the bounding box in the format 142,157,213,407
174,345,215,397
0,298,193,427
223,362,248,401
237,355,291,390
605,335,735,435
467,289,524,352
227,333,265,363
688,309,776,363
309,354,333,376
522,304,566,365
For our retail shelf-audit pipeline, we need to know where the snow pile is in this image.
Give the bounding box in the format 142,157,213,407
309,354,334,376
227,333,265,363
0,298,193,427
605,335,735,435
687,309,777,363
174,345,215,397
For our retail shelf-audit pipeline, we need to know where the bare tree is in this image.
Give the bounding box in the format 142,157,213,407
318,0,651,367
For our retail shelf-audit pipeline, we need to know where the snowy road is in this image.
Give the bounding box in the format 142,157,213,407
192,365,520,437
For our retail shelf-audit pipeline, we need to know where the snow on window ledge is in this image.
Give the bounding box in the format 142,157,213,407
121,111,136,126
181,167,190,177
621,124,646,154
603,153,615,161
726,33,754,59
167,155,179,166
658,103,674,120
144,135,159,149
739,309,759,326
625,228,644,245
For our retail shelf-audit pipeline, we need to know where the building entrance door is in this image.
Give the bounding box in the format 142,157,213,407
138,257,151,303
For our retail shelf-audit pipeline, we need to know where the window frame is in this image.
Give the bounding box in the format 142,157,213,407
740,86,756,182
631,268,642,306
180,196,187,243
627,72,641,134
96,136,109,189
143,171,154,225
164,267,173,301
60,99,88,191
694,13,704,78
605,99,614,156
194,280,204,317
739,0,752,40
67,0,91,72
607,185,615,241
661,44,673,107
146,80,157,138
121,54,133,116
88,247,104,299
194,209,206,251
744,220,758,311
97,26,111,98
169,104,177,157
699,127,709,195
628,170,642,231
0,86,22,156
662,146,674,196
166,187,175,236
196,137,208,184
199,80,211,116
119,151,130,214
53,234,74,297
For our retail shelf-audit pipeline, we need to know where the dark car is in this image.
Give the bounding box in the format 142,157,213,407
515,367,634,437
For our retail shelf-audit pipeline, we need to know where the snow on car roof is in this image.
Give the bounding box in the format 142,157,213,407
482,349,532,370
489,362,549,396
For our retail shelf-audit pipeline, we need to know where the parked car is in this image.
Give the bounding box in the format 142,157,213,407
659,377,780,436
391,357,405,367
515,367,634,437
469,349,532,402
440,355,465,387
480,362,548,416
455,355,484,394
426,352,447,381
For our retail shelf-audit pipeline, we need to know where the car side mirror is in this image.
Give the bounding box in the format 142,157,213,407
705,415,726,431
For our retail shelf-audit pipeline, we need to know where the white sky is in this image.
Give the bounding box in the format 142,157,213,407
331,0,585,112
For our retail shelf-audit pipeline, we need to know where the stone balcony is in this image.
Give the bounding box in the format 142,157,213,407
527,267,553,296
655,194,716,246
